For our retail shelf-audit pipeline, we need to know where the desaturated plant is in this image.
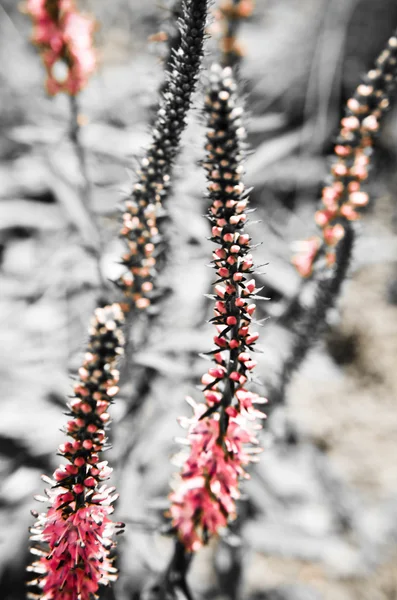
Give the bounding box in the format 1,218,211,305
24,1,397,599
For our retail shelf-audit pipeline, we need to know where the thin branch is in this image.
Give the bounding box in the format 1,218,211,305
69,94,108,297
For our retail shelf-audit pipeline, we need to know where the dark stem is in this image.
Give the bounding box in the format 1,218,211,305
221,0,244,68
69,95,91,209
164,540,195,600
69,94,107,296
218,297,240,441
272,221,354,405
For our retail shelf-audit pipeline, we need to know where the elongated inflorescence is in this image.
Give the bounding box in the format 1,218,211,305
168,65,266,552
28,304,125,600
118,0,208,310
293,32,397,277
26,0,96,95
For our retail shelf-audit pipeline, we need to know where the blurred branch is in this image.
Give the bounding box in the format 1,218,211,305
270,221,354,406
69,94,108,297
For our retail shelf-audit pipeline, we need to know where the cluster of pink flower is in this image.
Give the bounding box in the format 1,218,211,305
293,34,397,278
28,304,125,600
26,0,96,95
29,494,119,600
169,395,264,551
169,65,266,552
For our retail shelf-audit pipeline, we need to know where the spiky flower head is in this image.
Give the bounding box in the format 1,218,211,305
28,304,125,600
168,65,266,552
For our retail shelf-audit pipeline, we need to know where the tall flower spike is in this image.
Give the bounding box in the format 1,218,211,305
26,0,96,95
118,0,208,311
168,64,267,552
293,31,397,277
28,304,125,600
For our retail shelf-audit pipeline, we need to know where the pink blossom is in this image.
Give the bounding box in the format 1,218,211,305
169,399,264,551
29,490,119,600
26,0,96,95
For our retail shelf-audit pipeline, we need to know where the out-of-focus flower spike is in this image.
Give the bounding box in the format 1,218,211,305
25,0,97,95
293,30,397,277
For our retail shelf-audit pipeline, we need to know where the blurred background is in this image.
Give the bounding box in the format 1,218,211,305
1,0,397,598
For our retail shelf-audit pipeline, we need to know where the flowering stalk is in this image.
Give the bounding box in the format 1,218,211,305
26,0,96,95
293,31,397,278
168,64,266,552
118,0,208,311
28,304,125,600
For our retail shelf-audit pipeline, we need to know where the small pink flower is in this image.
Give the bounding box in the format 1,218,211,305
26,0,46,17
323,224,345,246
292,237,321,278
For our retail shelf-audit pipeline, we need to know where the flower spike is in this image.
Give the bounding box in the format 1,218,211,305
118,0,209,311
168,65,267,552
26,0,97,95
28,304,125,600
293,31,397,276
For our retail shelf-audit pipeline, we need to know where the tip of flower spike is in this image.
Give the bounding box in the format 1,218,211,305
27,1,97,95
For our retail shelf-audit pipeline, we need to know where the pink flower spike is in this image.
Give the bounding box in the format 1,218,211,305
29,305,124,598
169,65,267,552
